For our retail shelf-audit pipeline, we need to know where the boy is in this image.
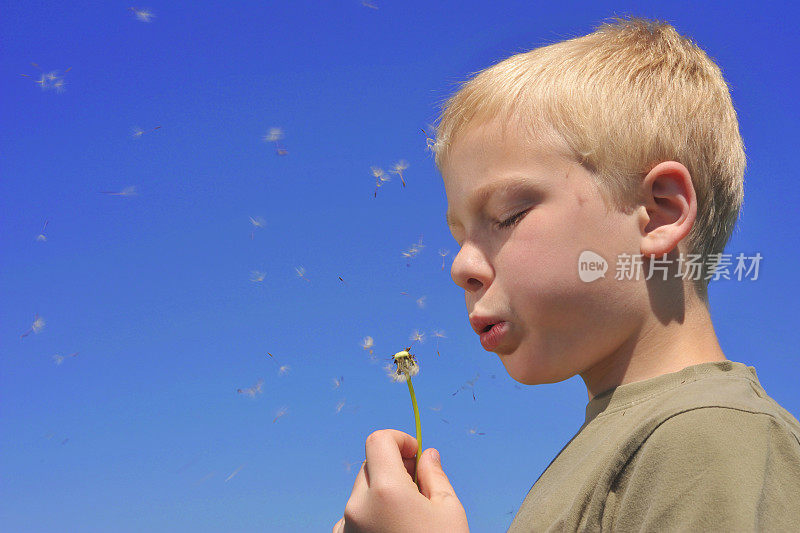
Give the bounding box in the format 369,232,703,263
333,15,800,532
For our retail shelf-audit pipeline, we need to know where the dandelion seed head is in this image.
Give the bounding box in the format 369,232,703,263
388,348,420,382
360,336,374,350
370,166,385,179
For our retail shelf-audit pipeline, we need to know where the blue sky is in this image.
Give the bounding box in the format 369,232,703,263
2,1,799,531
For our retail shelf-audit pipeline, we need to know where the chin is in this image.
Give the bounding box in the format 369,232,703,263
500,345,571,386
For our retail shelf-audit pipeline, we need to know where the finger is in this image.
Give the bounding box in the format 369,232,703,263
417,448,459,504
332,517,345,533
364,429,418,483
403,456,417,479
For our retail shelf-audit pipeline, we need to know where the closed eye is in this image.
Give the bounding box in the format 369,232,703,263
496,208,531,229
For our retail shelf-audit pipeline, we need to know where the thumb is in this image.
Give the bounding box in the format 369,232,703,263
417,448,457,504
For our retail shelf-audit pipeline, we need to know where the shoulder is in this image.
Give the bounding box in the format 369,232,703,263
608,407,800,531
640,406,800,458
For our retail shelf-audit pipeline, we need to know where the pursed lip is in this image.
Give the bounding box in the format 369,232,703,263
468,314,506,336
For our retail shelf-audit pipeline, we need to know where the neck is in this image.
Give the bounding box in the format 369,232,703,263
580,281,727,402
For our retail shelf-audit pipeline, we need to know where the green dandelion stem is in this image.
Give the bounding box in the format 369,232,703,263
406,375,422,485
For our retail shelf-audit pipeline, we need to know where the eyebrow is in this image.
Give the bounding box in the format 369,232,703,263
445,176,539,230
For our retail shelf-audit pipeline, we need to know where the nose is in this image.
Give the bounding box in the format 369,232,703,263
451,241,493,293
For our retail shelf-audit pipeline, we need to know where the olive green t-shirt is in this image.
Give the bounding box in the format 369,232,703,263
508,360,800,532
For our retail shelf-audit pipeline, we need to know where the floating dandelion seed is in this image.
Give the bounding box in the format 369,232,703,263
428,404,442,412
389,160,409,188
332,376,344,389
432,329,446,356
249,216,266,228
195,472,215,486
452,374,479,401
263,127,288,155
360,336,374,353
225,464,245,483
36,219,49,242
237,378,264,398
295,266,310,282
343,460,359,473
468,427,486,436
20,314,45,339
100,186,137,196
267,352,274,358
131,125,161,139
371,166,390,197
53,354,64,365
438,249,449,270
21,63,70,92
338,276,347,285
278,365,290,376
416,296,426,309
335,399,346,414
272,406,288,423
250,270,266,283
409,329,425,344
264,128,283,142
129,7,154,22
421,126,437,152
386,346,422,484
361,0,378,9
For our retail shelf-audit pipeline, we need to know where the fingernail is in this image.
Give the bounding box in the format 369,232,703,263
432,450,441,464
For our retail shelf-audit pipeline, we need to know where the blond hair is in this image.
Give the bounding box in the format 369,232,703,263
432,15,746,303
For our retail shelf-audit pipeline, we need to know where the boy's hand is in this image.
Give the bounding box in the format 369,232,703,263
332,429,469,533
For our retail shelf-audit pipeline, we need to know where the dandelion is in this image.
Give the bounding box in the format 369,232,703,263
295,266,310,282
416,296,426,309
386,346,423,485
20,314,45,339
278,365,290,376
225,464,245,483
332,376,344,389
237,378,264,398
100,186,137,196
335,399,346,414
438,249,449,271
129,7,154,22
272,406,288,423
409,329,425,344
389,160,409,188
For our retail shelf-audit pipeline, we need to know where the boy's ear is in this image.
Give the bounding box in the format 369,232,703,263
638,161,698,257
